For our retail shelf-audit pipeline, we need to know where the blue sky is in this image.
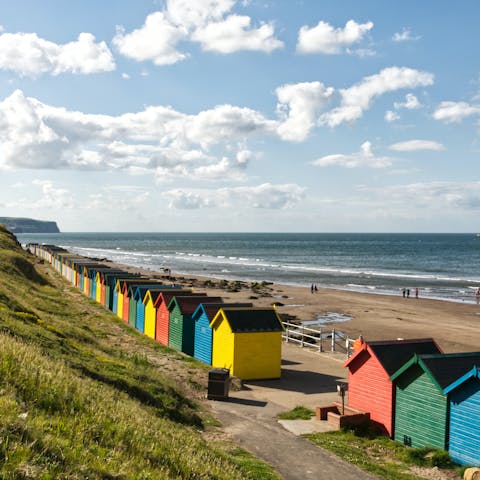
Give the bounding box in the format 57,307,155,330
0,0,479,232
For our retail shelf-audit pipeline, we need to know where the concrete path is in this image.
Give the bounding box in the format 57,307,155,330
208,342,378,480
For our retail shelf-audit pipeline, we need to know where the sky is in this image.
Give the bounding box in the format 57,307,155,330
0,0,479,233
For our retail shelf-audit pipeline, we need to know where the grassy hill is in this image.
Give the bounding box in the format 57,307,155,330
0,225,278,479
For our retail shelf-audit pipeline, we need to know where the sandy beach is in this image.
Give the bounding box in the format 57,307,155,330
102,258,480,354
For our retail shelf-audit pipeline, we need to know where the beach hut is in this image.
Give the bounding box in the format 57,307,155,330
193,302,252,365
103,272,138,311
142,289,181,339
154,290,200,345
210,307,284,380
168,296,222,356
343,338,441,436
390,352,480,450
120,280,163,323
443,366,480,466
124,283,176,328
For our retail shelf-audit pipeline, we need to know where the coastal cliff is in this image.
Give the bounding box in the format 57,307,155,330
0,216,60,233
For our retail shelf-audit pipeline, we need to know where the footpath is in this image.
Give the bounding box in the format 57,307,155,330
208,342,378,480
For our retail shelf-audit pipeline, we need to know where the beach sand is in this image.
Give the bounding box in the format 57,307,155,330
100,258,480,354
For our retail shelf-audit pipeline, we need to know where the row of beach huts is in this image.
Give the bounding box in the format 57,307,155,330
344,337,480,466
27,243,284,381
26,243,480,466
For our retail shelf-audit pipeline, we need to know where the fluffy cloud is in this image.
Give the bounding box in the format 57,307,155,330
191,15,283,53
163,183,305,209
0,89,274,183
394,93,421,110
113,0,282,65
433,101,480,123
0,32,115,76
320,67,434,127
297,19,373,55
113,12,188,66
388,140,445,152
311,141,393,168
392,28,421,42
385,110,400,122
276,82,334,141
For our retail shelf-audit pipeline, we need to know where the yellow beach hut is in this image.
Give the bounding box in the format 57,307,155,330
210,307,284,380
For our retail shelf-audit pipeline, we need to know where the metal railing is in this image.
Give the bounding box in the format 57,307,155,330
282,321,355,357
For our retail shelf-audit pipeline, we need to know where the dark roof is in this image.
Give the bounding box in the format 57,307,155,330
217,308,284,333
420,352,480,390
368,338,441,376
135,287,185,302
153,290,200,307
193,302,253,321
171,296,223,315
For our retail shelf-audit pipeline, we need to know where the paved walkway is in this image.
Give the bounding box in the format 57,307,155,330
208,342,378,480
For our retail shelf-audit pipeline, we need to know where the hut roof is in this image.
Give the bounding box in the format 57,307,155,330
153,290,200,308
192,302,253,321
211,307,284,333
344,338,441,375
391,352,480,392
169,296,222,315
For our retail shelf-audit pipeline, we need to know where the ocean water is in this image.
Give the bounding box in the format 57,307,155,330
17,232,480,304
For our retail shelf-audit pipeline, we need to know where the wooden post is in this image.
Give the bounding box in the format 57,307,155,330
301,325,304,347
331,329,335,352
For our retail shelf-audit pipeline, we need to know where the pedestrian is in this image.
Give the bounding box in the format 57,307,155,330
311,284,314,294
415,288,419,299
476,288,480,305
314,284,318,293
402,288,406,298
407,289,410,298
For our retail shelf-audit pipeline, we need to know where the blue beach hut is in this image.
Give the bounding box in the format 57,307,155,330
193,302,252,365
443,366,480,466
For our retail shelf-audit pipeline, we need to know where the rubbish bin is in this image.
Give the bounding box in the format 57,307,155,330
207,368,230,400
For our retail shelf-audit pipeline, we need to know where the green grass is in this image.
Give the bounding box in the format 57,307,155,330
277,406,315,420
306,428,461,480
0,225,279,479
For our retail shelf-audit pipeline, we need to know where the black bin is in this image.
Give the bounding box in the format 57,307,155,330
207,368,230,400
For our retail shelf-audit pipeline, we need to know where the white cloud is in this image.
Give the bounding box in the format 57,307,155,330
276,81,334,141
114,0,282,65
297,19,373,55
113,12,188,66
32,180,75,209
394,93,421,110
0,89,276,182
433,101,480,123
385,110,400,122
163,182,305,209
320,67,434,127
392,28,421,42
364,181,480,211
311,141,393,168
0,32,115,76
121,73,130,79
389,140,445,152
191,15,283,53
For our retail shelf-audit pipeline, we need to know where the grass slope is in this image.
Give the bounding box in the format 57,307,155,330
0,226,279,479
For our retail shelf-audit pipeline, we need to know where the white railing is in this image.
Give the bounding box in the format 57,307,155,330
282,321,355,357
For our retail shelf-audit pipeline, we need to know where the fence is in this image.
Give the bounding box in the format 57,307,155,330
282,321,354,357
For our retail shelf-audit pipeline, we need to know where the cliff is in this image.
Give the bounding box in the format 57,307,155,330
0,217,60,233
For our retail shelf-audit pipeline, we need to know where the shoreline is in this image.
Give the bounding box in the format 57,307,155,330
97,256,480,354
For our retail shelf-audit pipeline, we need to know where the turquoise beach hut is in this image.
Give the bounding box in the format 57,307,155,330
192,302,252,365
443,366,480,466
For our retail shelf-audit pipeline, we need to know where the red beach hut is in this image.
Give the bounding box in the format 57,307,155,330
343,338,441,436
154,290,204,346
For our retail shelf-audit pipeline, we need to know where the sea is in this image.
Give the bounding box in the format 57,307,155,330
17,232,480,305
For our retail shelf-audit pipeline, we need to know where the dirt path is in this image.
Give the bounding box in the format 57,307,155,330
207,343,378,480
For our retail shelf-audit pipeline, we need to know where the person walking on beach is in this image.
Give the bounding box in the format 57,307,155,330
406,288,410,298
402,288,406,298
476,288,480,305
311,284,314,294
415,288,419,299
